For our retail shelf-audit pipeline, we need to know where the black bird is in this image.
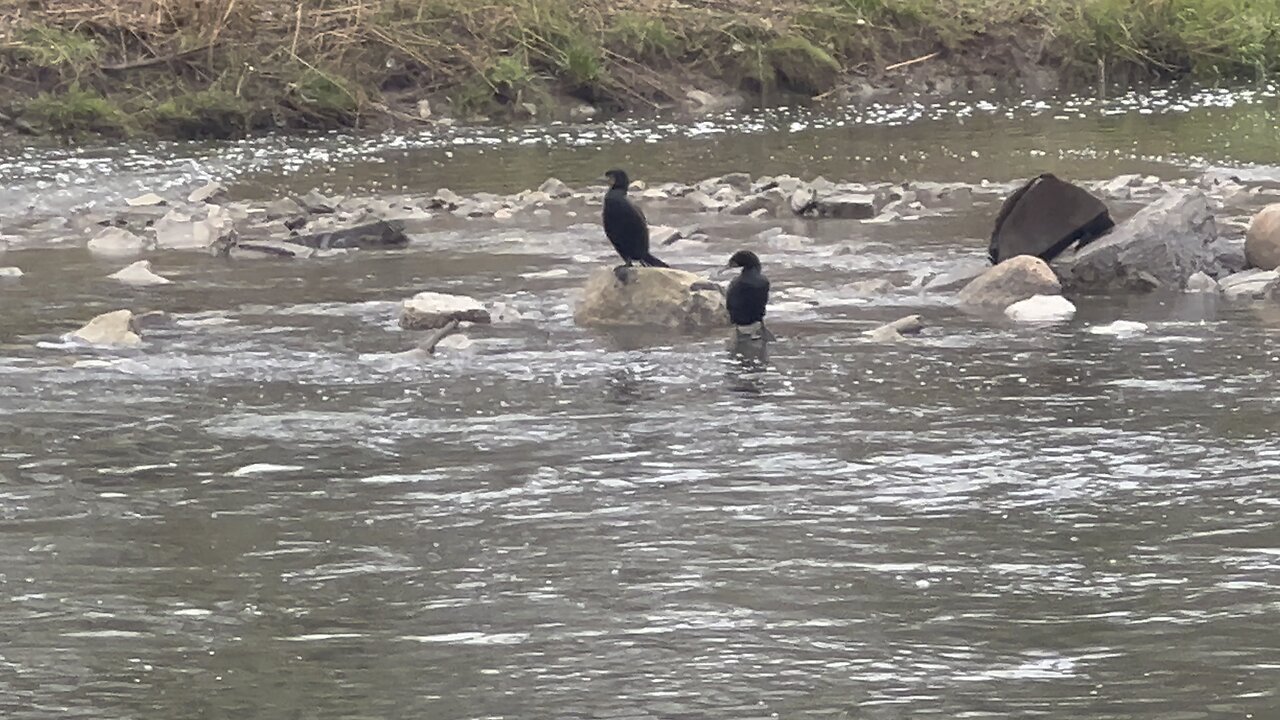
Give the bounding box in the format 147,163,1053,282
725,250,771,330
602,169,668,277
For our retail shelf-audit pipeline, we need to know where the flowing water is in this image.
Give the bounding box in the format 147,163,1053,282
1,85,1279,719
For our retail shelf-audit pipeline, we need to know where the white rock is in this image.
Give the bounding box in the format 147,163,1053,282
1005,294,1076,323
71,309,142,347
187,181,227,204
109,260,173,286
0,266,22,279
1185,271,1220,294
87,227,147,257
125,192,167,207
538,178,572,199
400,292,491,330
1088,320,1148,337
434,334,474,351
1220,269,1278,301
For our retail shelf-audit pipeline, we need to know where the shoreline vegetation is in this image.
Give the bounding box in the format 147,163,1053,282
1,0,1278,141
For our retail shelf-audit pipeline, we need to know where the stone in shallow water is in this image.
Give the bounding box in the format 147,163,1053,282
1088,320,1149,337
109,260,172,287
1219,269,1278,301
865,314,924,342
1005,294,1076,323
0,266,23,279
957,255,1060,308
574,267,727,331
400,292,491,330
72,309,142,348
187,181,227,204
125,192,166,207
87,227,147,257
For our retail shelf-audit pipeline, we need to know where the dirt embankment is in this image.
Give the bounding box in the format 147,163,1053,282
1,0,1277,140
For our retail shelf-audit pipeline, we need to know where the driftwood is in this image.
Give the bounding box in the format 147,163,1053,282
417,319,460,355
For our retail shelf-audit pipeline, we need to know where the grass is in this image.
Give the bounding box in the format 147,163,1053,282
2,0,1280,139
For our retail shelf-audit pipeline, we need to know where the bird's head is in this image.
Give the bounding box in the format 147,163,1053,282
604,169,630,190
727,250,762,270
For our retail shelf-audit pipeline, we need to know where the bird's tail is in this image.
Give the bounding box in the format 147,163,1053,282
639,253,669,268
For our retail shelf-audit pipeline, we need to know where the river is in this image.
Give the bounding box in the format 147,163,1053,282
0,84,1278,719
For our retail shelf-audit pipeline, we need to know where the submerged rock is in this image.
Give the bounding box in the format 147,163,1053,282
87,227,147,257
109,260,172,287
988,173,1113,264
125,192,167,208
574,267,728,331
1089,320,1149,337
957,255,1061,308
1244,203,1280,270
187,181,227,204
227,239,319,260
865,314,924,342
1054,190,1218,292
400,292,492,330
1005,294,1076,323
288,219,409,250
72,309,142,348
923,257,990,292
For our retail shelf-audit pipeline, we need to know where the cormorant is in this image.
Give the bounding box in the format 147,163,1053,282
725,250,770,328
602,169,668,278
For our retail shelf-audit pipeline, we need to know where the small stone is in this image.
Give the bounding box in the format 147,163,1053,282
719,173,753,191
264,197,305,219
649,225,682,246
1088,320,1149,337
812,192,881,219
493,208,515,221
434,334,474,351
1185,271,1219,294
417,99,433,119
1244,203,1280,270
865,314,924,342
789,186,817,215
0,266,22,279
87,227,147,257
187,181,227,204
539,178,572,199
400,292,491,330
686,191,722,212
849,278,895,296
109,260,173,287
301,190,339,214
125,192,166,208
72,309,142,348
568,103,598,120
726,190,783,216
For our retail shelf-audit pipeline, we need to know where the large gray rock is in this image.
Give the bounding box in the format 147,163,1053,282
1244,203,1280,270
988,174,1113,264
808,192,881,219
1054,190,1218,292
400,292,492,330
71,309,142,348
957,255,1061,308
574,267,728,331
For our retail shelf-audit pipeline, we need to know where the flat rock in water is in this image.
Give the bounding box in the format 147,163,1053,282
188,181,227,204
87,227,147,257
923,257,990,292
1089,320,1149,337
865,314,924,342
726,189,783,216
72,309,142,347
400,292,491,330
264,197,305,219
1054,190,1218,292
574,267,728,331
287,220,409,250
125,192,167,207
809,193,880,219
957,255,1061,308
988,174,1113,264
301,189,340,214
1219,269,1278,301
109,260,172,286
153,206,236,251
0,266,22,279
1005,294,1076,323
228,239,316,260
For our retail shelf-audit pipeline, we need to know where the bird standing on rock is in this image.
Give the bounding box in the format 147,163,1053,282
602,169,668,281
724,250,773,340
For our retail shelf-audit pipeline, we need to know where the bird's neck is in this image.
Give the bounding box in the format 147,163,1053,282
740,265,762,275
607,185,628,196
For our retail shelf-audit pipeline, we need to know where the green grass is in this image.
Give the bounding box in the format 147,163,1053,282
150,89,256,140
21,85,129,137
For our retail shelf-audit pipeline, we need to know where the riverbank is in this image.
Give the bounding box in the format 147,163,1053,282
1,0,1278,140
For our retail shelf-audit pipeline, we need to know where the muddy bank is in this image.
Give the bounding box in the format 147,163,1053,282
3,0,1279,140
